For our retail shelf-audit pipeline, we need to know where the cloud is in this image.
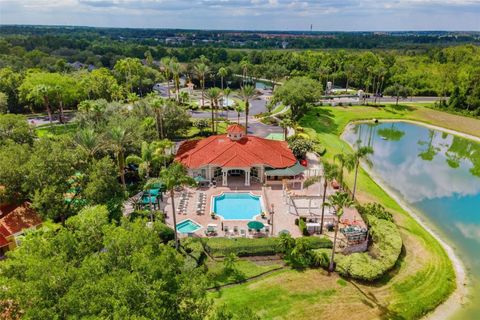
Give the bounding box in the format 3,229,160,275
0,0,479,29
455,222,480,242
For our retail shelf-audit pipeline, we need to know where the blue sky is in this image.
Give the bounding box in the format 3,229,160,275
1,0,479,31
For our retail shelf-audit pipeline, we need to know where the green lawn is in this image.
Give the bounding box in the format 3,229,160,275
207,259,282,287
36,123,79,137
214,104,476,319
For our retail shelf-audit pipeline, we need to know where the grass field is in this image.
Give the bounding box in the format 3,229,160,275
36,123,79,137
213,104,480,319
207,259,283,287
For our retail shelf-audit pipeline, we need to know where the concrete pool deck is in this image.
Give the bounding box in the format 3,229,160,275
160,177,339,239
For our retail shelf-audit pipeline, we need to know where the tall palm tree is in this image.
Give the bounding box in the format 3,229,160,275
157,163,196,250
350,146,374,200
333,152,354,190
73,128,103,161
239,85,257,134
205,87,222,134
223,87,232,119
170,61,182,103
325,191,354,272
149,97,166,139
320,161,339,234
303,161,339,234
217,67,228,90
107,126,133,189
194,63,210,108
233,101,244,125
279,118,293,140
240,60,250,85
126,141,164,180
160,57,173,99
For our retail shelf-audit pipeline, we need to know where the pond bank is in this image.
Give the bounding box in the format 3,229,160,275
342,119,473,320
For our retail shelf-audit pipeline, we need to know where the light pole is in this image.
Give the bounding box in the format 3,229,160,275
270,204,275,236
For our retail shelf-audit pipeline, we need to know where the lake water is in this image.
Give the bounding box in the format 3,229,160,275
343,121,480,319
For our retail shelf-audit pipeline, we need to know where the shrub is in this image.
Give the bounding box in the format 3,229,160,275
358,203,394,223
298,218,309,236
298,236,332,249
288,137,315,159
312,249,331,268
157,222,175,243
181,238,206,264
204,237,279,257
335,216,402,281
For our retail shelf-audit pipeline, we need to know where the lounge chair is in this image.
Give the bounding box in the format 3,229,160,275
233,226,239,234
240,229,246,237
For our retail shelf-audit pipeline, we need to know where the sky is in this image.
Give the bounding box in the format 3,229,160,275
1,0,479,31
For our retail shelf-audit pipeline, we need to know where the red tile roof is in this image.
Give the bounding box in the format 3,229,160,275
227,124,245,134
0,202,42,236
175,134,297,169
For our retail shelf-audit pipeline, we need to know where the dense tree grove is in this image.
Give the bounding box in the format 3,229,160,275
0,206,212,319
0,27,479,115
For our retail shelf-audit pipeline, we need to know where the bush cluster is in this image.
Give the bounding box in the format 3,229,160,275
358,202,394,223
335,215,402,281
204,237,280,257
298,218,309,236
204,236,332,258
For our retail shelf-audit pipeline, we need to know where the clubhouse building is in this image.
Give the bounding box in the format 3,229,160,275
175,124,305,186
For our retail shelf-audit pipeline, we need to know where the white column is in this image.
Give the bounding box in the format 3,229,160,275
222,169,228,186
245,169,251,186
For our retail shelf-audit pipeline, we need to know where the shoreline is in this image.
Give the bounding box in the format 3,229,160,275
341,120,471,320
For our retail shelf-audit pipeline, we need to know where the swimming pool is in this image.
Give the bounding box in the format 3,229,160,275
212,192,264,220
176,219,202,234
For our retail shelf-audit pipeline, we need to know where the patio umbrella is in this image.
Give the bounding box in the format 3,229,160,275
247,221,264,231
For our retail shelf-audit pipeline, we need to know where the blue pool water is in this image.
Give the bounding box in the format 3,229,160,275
213,193,263,220
343,121,480,319
176,219,202,234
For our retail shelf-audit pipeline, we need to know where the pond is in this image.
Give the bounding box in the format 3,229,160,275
343,121,480,319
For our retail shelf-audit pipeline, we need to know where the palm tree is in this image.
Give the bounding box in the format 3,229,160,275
344,64,355,93
320,161,339,234
149,97,165,139
333,152,354,190
160,57,173,99
205,87,222,133
194,63,210,108
240,60,250,85
325,191,354,273
217,67,228,90
73,128,103,161
239,85,257,134
126,141,164,180
107,126,133,189
279,118,293,140
350,146,374,200
170,61,182,103
223,87,232,119
158,163,196,250
233,101,244,125
303,161,339,234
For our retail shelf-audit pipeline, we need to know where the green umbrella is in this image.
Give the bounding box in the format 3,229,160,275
194,176,208,182
247,221,264,230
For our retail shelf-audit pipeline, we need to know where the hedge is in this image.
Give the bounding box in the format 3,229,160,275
336,215,402,281
298,236,332,249
204,236,332,258
204,237,280,257
298,218,309,236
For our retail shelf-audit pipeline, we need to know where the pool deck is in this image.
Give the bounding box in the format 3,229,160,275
161,175,357,239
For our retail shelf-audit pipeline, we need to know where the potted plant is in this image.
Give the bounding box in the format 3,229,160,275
261,212,266,219
211,212,216,219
